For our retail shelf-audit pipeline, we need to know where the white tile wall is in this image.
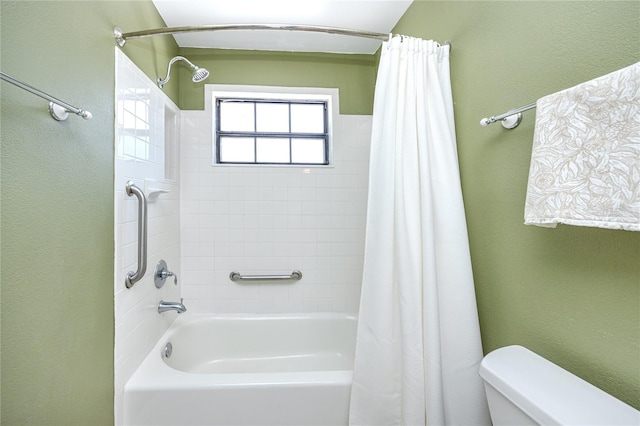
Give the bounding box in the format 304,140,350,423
180,86,372,314
113,49,181,426
114,72,372,423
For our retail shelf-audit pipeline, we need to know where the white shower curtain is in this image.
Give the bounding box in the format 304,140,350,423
349,36,491,426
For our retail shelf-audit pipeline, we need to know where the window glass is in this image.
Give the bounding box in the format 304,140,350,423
220,102,254,132
256,103,289,133
256,138,290,163
291,138,326,164
291,103,325,133
219,137,255,163
215,97,329,166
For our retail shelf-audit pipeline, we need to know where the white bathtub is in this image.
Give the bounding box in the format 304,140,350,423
123,313,357,426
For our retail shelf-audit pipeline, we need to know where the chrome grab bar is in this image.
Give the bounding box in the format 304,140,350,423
229,270,302,282
125,181,147,288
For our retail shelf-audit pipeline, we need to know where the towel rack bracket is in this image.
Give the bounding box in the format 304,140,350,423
480,102,536,129
114,27,126,47
48,102,69,121
501,112,522,129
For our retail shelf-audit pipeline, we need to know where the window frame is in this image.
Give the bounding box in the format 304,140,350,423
215,98,329,166
209,86,335,167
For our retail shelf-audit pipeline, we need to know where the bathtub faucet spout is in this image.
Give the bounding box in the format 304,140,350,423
158,298,187,314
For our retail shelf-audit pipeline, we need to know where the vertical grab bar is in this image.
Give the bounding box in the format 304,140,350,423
125,181,147,288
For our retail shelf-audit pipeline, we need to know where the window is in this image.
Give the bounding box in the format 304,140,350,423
214,98,330,165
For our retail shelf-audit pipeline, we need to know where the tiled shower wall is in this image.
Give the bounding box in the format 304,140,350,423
113,49,181,425
180,86,372,314
113,72,372,421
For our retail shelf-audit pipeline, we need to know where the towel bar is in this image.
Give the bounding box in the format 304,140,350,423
0,71,92,121
480,102,537,129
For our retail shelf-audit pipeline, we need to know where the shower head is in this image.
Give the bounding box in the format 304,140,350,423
157,56,210,89
191,66,210,83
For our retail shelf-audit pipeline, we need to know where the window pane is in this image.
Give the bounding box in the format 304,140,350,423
291,138,326,164
256,138,290,163
220,102,254,132
256,103,289,133
219,137,255,162
291,103,325,134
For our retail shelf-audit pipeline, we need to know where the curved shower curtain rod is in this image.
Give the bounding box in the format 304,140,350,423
114,24,451,49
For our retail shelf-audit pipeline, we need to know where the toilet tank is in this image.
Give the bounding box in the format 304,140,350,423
479,345,639,426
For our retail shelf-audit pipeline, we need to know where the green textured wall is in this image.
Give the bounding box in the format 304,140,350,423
177,48,377,114
1,1,638,424
394,0,640,409
0,1,178,424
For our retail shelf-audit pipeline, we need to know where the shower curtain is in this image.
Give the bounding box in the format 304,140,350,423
349,36,491,426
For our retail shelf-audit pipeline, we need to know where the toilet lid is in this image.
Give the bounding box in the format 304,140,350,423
479,345,640,425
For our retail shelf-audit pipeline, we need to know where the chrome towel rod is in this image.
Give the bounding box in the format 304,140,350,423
230,270,303,282
480,102,537,129
0,71,92,121
114,24,451,50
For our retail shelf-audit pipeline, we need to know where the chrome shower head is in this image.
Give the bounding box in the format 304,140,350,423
157,56,210,89
191,66,210,83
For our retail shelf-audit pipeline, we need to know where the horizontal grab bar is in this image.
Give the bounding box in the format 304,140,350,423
229,270,302,282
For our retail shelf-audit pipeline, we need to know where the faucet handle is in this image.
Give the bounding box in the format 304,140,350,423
161,269,178,285
154,260,177,288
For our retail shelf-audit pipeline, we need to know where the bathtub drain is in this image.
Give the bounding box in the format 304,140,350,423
163,342,172,358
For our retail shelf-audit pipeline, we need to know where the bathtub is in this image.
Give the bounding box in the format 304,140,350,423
123,313,357,426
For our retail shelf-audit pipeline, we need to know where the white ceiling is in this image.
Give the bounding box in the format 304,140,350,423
151,0,413,54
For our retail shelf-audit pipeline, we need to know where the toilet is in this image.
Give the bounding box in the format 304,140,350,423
479,345,640,425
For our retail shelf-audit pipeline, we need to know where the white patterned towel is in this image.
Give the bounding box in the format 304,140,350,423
524,62,640,231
